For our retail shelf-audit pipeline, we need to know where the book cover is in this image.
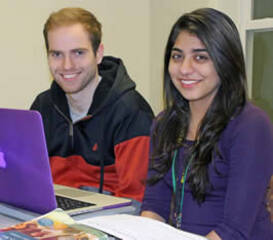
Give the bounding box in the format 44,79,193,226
0,209,110,240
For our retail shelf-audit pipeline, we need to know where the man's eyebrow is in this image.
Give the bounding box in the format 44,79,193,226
71,48,88,52
48,49,61,53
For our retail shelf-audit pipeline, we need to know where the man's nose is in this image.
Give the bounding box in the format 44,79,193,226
63,55,74,70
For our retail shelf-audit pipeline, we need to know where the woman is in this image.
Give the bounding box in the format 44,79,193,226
141,8,273,240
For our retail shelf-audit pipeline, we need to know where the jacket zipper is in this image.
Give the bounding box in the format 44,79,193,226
53,105,74,150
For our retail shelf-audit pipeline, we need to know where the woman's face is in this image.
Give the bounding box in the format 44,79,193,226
168,31,220,109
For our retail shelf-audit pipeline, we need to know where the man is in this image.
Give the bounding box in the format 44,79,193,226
31,7,153,203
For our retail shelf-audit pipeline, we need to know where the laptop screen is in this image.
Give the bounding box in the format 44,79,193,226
0,108,57,213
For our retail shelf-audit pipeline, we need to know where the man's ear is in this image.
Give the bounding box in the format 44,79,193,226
96,43,104,64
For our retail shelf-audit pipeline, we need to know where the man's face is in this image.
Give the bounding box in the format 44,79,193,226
47,23,103,94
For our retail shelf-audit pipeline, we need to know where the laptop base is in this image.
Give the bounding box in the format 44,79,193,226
0,202,137,222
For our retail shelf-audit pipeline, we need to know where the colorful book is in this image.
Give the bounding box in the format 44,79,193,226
0,209,112,240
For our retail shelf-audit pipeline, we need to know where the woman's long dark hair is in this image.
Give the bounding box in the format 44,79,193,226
150,8,247,203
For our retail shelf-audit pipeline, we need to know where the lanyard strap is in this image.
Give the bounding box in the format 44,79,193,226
171,149,191,228
171,150,178,192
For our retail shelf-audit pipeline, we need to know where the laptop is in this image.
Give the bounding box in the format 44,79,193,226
0,108,131,217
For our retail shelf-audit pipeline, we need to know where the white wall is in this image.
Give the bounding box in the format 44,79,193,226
0,0,150,109
0,0,239,114
150,0,183,114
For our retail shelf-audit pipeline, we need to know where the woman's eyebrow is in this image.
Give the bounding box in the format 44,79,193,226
171,47,208,53
171,47,183,52
193,48,208,52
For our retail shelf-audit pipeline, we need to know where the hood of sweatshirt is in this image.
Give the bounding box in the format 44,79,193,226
50,56,136,118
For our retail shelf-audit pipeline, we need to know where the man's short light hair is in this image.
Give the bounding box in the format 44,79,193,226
43,7,102,53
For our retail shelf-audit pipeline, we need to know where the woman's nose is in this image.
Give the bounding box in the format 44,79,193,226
180,58,194,75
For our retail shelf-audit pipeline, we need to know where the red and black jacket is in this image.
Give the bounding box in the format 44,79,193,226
30,56,154,202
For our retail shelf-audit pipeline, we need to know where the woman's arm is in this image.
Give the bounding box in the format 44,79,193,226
141,210,166,222
213,107,273,239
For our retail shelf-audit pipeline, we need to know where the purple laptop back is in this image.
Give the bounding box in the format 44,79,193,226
0,108,57,213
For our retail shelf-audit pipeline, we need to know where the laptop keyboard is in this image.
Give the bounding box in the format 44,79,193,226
56,195,95,210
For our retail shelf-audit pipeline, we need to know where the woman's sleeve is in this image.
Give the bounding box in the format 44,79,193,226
214,109,273,239
141,167,173,221
141,116,173,221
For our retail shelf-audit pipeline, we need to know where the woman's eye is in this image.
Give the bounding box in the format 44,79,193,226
171,54,182,61
195,55,208,62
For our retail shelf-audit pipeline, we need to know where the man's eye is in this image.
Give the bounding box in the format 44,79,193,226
75,50,85,56
50,52,61,58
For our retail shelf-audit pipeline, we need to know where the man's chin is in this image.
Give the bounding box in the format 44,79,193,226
63,88,81,94
56,84,80,94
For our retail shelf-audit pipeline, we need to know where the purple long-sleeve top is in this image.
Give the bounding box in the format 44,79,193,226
141,102,273,240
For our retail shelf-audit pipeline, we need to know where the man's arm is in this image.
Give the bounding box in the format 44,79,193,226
110,94,153,201
113,135,150,202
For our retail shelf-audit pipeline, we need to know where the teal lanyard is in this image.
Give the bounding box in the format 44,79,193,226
171,149,191,228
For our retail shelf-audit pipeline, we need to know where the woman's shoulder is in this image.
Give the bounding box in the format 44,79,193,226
231,102,272,129
221,102,273,144
218,102,273,164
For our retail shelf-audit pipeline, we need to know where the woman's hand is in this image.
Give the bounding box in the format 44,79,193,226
141,210,165,222
206,230,222,240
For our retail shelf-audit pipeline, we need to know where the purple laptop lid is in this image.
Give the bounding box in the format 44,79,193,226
0,108,57,213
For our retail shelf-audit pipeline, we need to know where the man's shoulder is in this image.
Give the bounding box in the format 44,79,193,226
118,90,154,116
35,88,52,100
34,81,63,102
31,88,53,111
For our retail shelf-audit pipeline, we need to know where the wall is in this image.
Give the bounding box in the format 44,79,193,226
0,0,150,109
150,0,183,114
0,0,240,114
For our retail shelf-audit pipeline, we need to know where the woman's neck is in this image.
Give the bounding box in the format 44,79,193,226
187,101,210,141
